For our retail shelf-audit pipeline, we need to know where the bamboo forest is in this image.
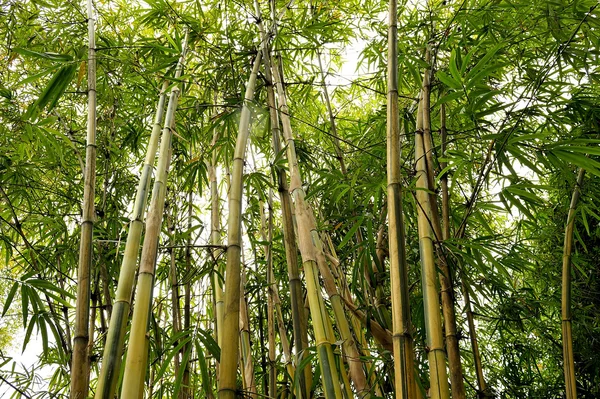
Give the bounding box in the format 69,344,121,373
1,0,600,398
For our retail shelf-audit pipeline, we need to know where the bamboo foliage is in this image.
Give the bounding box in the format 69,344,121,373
562,168,585,399
70,1,97,397
217,50,262,399
386,1,417,397
120,31,189,399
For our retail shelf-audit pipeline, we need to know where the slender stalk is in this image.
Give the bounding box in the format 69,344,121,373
415,97,450,399
182,189,192,399
70,1,96,396
167,200,182,379
240,270,258,398
218,51,262,399
120,32,189,399
421,54,465,399
562,168,585,399
386,1,417,398
271,50,343,399
254,3,310,396
94,78,170,399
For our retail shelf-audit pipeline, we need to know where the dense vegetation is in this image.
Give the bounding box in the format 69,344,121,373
0,0,599,398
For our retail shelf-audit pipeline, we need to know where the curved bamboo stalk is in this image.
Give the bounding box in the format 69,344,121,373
386,1,417,398
415,97,450,399
254,2,311,396
562,168,585,399
120,31,189,399
70,1,97,397
94,78,171,399
217,51,262,399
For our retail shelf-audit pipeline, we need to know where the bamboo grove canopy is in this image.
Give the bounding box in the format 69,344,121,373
1,0,600,398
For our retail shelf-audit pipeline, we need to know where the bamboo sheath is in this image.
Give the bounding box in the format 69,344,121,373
415,100,451,399
421,58,466,399
70,1,96,397
120,32,189,399
386,1,417,398
271,52,343,399
254,3,311,396
562,168,585,399
218,51,262,399
94,76,171,399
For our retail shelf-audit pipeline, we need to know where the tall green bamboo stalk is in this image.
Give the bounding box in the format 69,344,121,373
386,1,417,398
562,168,585,399
415,97,450,399
94,76,170,399
254,2,311,396
217,51,262,399
70,1,96,397
120,32,189,399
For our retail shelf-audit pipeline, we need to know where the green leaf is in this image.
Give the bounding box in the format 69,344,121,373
2,282,18,317
13,48,73,62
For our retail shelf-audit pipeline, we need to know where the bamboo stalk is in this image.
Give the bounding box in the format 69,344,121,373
70,1,96,396
182,189,192,399
119,32,189,399
271,51,343,399
240,269,258,398
218,51,262,399
94,78,171,399
254,3,311,396
386,1,417,398
415,96,450,399
167,199,182,379
421,54,466,399
562,168,585,399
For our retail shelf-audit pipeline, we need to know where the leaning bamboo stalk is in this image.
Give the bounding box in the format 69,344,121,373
271,52,343,399
218,51,262,399
421,54,466,399
254,3,311,396
94,80,170,399
120,32,189,399
562,168,585,399
387,1,417,398
70,1,97,396
415,98,450,399
168,200,182,378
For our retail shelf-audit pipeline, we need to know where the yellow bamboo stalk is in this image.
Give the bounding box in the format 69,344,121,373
218,51,263,399
120,31,189,399
386,1,417,398
70,1,96,396
562,168,585,399
240,270,258,398
415,97,450,399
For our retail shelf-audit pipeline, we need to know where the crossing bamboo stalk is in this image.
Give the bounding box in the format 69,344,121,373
562,168,585,399
217,50,262,399
70,1,97,396
120,31,189,399
386,1,417,397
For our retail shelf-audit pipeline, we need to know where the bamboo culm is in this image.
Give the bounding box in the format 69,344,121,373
386,1,418,397
119,31,189,399
70,1,97,397
562,168,585,399
217,50,262,399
